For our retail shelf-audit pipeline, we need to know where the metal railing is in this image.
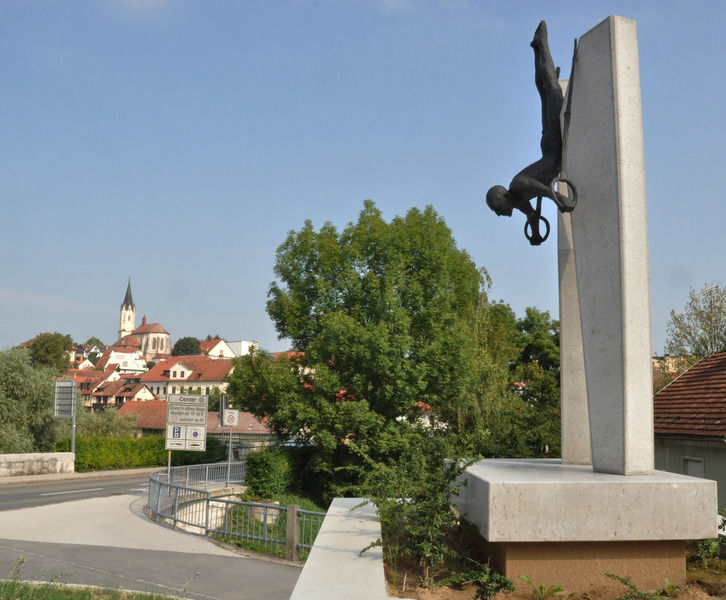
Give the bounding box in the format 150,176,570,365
147,462,325,561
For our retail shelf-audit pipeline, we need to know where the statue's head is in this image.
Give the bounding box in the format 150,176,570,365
486,185,513,216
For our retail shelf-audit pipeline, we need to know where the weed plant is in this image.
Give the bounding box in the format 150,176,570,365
604,573,679,600
518,575,566,600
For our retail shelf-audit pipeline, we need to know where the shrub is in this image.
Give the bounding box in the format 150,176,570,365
245,448,293,498
56,434,226,471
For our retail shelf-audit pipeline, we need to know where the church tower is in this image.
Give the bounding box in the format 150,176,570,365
118,278,136,340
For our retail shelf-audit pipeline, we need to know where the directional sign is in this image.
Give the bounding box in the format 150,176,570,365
223,409,239,427
166,395,208,451
53,381,76,419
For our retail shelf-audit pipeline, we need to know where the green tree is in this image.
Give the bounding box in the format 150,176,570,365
0,348,58,452
666,284,726,358
85,336,104,346
172,336,202,356
464,303,561,458
28,332,73,373
230,201,486,500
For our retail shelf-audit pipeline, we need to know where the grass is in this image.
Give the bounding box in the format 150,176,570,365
0,581,175,600
0,558,193,600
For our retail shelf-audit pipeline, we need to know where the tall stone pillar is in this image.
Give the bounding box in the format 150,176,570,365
567,16,653,475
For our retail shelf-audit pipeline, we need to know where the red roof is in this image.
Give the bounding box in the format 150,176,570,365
141,355,233,383
120,400,168,430
200,339,221,354
92,379,150,400
133,315,168,335
114,335,140,349
654,351,726,438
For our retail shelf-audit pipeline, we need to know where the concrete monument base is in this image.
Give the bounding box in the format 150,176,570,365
454,459,718,593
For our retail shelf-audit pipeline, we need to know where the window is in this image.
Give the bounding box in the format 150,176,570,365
172,386,177,394
683,457,705,478
179,371,184,378
206,387,210,395
173,371,177,378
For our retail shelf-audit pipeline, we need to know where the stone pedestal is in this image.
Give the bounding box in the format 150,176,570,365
454,459,717,592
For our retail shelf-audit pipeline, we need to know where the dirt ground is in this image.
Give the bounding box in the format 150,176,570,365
387,582,719,600
385,559,726,600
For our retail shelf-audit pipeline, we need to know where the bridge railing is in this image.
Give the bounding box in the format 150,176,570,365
147,462,324,561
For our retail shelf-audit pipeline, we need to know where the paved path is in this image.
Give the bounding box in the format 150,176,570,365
0,471,301,599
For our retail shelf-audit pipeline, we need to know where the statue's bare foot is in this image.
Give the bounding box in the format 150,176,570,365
531,21,547,49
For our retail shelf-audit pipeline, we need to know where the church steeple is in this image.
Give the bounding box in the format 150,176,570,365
121,278,135,310
118,278,136,340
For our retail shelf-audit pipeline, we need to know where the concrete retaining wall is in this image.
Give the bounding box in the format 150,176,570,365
0,453,75,477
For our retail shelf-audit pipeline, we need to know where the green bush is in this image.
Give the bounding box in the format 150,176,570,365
245,448,293,498
56,435,226,471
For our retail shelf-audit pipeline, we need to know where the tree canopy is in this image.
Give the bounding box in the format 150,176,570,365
229,202,486,499
666,284,726,358
29,332,73,374
0,348,58,453
172,336,202,356
228,201,562,500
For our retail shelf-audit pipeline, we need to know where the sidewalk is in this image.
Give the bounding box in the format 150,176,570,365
0,466,159,486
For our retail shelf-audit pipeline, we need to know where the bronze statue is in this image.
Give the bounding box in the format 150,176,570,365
486,21,577,245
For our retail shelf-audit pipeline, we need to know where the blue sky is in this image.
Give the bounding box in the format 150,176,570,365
1,0,723,354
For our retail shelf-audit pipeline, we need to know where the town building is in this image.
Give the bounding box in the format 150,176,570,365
140,355,233,400
654,350,726,507
116,280,171,361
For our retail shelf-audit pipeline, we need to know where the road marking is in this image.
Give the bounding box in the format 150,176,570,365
39,488,105,496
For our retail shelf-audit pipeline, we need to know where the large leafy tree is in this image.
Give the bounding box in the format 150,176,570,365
172,336,202,356
29,332,73,374
666,284,726,358
266,201,483,421
229,201,486,500
0,348,58,452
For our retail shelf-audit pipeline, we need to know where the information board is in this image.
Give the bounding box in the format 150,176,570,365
53,380,76,419
165,394,208,451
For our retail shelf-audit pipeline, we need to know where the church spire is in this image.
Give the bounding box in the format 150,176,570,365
118,278,136,341
121,277,135,310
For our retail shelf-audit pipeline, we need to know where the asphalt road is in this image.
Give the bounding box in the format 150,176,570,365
0,473,151,511
0,471,301,599
0,538,300,600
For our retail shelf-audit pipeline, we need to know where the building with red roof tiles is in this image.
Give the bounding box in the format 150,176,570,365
120,400,169,434
200,338,236,359
654,350,726,506
115,280,171,361
131,315,171,361
91,378,155,411
207,411,272,440
140,355,233,400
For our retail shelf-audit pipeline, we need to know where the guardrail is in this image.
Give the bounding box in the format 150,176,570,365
147,462,324,561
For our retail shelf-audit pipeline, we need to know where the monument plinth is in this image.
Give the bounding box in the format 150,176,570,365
467,15,718,593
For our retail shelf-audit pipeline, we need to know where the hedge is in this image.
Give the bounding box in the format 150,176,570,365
56,435,226,471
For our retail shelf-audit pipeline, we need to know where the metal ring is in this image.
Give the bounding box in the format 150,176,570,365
550,176,578,212
524,214,550,245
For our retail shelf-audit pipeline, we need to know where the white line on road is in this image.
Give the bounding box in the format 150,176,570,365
39,488,105,496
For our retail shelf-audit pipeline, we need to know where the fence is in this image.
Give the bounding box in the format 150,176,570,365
147,462,325,561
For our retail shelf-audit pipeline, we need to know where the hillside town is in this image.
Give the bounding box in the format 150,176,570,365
20,280,275,439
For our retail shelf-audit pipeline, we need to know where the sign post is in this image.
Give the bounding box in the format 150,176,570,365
222,408,239,486
166,395,209,478
53,380,77,454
